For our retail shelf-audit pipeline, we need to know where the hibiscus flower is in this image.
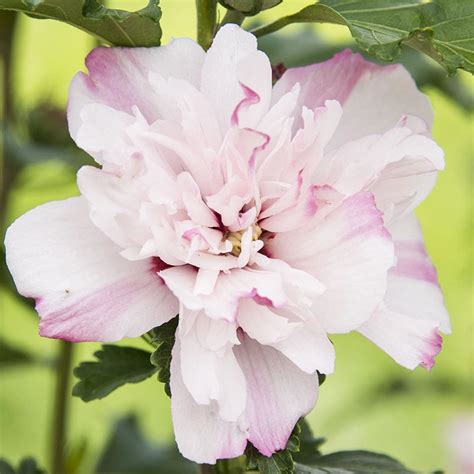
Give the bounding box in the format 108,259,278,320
5,25,450,464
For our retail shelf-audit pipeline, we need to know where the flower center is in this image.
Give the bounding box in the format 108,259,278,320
226,224,262,256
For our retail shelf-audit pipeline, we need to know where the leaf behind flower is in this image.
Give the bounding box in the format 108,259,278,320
0,0,162,46
252,0,474,74
72,345,157,402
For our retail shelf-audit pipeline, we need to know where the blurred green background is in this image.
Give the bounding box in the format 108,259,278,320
0,1,473,473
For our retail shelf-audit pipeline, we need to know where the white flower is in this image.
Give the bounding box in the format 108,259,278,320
5,25,450,464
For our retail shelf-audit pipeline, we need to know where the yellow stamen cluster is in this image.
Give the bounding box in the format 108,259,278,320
226,224,262,256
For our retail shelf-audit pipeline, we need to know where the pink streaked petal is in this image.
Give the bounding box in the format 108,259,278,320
5,197,177,342
177,172,219,227
201,24,271,132
267,192,394,333
315,126,444,223
272,49,380,130
231,82,260,127
160,266,287,321
234,332,319,457
260,184,320,233
206,175,252,228
328,59,433,149
273,49,432,149
358,306,442,370
68,39,205,139
170,341,248,464
385,214,451,333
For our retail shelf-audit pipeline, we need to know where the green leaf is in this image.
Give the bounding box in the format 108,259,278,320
245,422,301,473
251,0,474,74
0,457,45,474
0,0,162,46
257,27,474,111
293,419,325,465
150,316,178,397
294,450,416,474
96,414,195,473
72,345,157,402
218,0,282,16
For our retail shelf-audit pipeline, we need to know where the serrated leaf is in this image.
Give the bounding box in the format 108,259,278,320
252,0,474,74
294,450,417,474
218,0,282,16
293,419,325,465
150,317,178,397
72,345,157,402
0,0,161,46
257,27,474,111
256,450,294,474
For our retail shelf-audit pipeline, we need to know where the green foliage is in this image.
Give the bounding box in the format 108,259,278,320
252,0,474,74
258,27,474,111
95,414,194,473
0,458,45,474
72,345,157,402
218,0,282,16
293,419,325,465
0,0,162,46
294,451,416,473
246,423,301,474
244,419,422,473
150,316,179,397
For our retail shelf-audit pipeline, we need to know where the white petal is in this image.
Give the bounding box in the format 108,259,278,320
234,333,318,457
268,192,395,333
201,24,272,131
385,214,451,333
359,306,442,370
170,341,248,464
179,312,245,422
5,198,177,341
273,50,432,148
68,39,205,138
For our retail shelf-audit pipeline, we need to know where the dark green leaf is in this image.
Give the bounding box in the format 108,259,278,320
294,419,325,465
0,459,15,474
0,338,34,369
95,414,194,473
257,451,294,474
3,121,93,170
0,0,161,46
294,450,417,473
72,345,157,402
218,0,281,16
17,458,45,474
215,457,247,473
0,458,45,474
252,0,474,74
150,316,178,397
245,422,302,473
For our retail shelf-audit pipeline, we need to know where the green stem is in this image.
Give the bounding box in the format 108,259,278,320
199,464,215,474
51,340,74,474
196,0,217,50
219,9,245,28
0,10,18,238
